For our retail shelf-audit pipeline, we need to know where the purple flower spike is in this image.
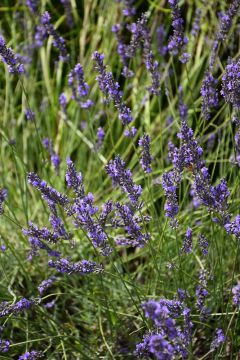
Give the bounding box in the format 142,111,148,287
0,188,7,215
0,339,10,353
221,59,240,109
168,0,189,62
42,138,60,173
68,63,93,108
0,36,24,74
139,134,153,173
48,258,103,274
181,228,192,253
232,282,240,307
26,0,39,14
105,155,142,206
92,51,133,125
210,328,225,351
36,11,69,61
18,350,43,360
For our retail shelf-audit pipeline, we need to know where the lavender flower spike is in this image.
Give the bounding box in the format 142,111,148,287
139,134,153,173
221,59,240,109
26,0,39,14
65,157,84,198
42,138,60,173
68,63,93,109
181,227,193,253
210,329,225,351
232,282,240,307
168,0,189,63
48,258,103,274
18,350,43,360
38,276,57,295
105,155,142,206
92,51,133,125
39,11,69,62
27,172,69,212
0,36,24,74
201,72,219,120
0,188,7,215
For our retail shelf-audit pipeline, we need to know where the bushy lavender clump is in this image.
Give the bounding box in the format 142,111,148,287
114,203,150,247
38,276,57,295
105,155,142,206
68,63,93,109
0,36,24,74
232,282,240,307
18,350,43,360
195,270,211,320
0,188,7,215
198,234,208,256
0,339,10,353
36,11,69,61
210,328,225,351
92,51,133,125
135,297,193,359
221,59,240,109
181,228,192,253
0,298,35,318
26,0,39,14
48,258,102,274
200,72,219,120
138,134,153,173
168,0,189,63
60,0,74,27
42,138,60,172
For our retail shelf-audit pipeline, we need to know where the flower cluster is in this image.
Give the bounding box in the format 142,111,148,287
0,339,10,353
38,276,57,295
60,0,74,27
0,188,7,215
48,258,102,275
221,59,240,109
18,350,43,360
135,297,193,359
0,298,35,318
26,0,39,14
27,172,69,213
138,134,153,173
68,63,93,108
210,328,225,351
105,155,142,206
198,234,208,256
92,51,133,125
195,270,211,320
114,202,150,247
42,138,60,172
200,72,219,120
36,11,69,61
168,0,189,63
232,282,240,307
0,36,24,74
181,228,192,253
